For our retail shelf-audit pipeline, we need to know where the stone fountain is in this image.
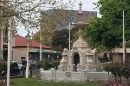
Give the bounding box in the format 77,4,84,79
59,1,99,72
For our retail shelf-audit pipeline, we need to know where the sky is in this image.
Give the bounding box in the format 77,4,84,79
70,0,99,12
17,0,99,37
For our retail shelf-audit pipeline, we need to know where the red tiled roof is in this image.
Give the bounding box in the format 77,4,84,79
15,35,51,49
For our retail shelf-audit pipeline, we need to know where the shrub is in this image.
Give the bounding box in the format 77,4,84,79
36,60,45,69
104,62,123,79
36,60,60,70
0,59,6,75
104,62,130,81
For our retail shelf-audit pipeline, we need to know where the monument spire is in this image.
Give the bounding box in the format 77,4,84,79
77,1,84,38
59,1,97,72
78,1,83,15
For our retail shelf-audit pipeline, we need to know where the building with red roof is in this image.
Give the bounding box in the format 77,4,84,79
11,35,61,63
15,35,51,49
12,35,52,62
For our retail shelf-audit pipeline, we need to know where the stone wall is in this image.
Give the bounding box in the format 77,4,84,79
12,48,35,61
40,69,111,82
12,48,27,61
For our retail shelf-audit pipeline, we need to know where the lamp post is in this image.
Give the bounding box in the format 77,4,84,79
25,32,31,78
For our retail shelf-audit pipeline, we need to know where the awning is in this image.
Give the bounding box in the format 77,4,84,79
30,49,61,54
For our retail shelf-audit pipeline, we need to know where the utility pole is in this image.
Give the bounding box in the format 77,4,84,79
40,30,42,61
123,10,125,62
26,43,29,78
69,22,71,51
7,18,12,86
25,32,30,78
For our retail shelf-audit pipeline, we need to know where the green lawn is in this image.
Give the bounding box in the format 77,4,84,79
11,78,102,86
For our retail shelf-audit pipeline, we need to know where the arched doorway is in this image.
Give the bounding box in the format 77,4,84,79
73,52,80,71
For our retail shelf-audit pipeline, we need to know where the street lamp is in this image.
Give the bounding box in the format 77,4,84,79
25,32,31,78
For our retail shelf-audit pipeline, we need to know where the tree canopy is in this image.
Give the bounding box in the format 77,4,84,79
0,0,74,31
52,28,78,51
32,9,69,46
84,0,130,50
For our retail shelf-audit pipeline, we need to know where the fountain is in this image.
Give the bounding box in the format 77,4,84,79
59,1,98,72
40,2,110,82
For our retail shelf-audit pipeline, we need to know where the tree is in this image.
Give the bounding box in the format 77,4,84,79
0,0,74,32
39,9,69,46
50,26,80,51
51,29,72,51
84,0,130,50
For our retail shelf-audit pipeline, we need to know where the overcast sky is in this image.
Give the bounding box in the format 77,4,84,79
70,0,99,10
17,0,100,36
72,0,100,16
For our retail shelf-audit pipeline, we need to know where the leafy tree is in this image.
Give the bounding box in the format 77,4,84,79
33,9,70,46
51,25,81,51
0,0,74,32
52,29,73,51
84,0,130,50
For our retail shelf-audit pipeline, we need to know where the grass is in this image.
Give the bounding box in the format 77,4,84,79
11,78,102,86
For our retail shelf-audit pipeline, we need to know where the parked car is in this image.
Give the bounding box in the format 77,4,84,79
11,61,22,76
